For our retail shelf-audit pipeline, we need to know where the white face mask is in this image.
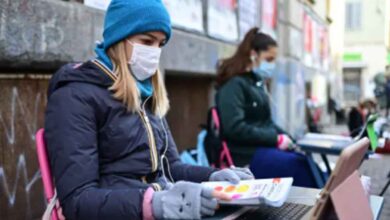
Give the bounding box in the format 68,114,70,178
127,40,162,81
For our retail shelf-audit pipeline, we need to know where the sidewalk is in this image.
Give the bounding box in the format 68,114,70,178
322,124,389,220
360,155,390,220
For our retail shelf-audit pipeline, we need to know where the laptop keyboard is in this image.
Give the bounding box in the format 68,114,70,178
234,203,312,220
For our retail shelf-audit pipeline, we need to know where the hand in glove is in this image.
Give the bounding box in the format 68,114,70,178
277,134,295,151
209,167,254,184
152,181,230,219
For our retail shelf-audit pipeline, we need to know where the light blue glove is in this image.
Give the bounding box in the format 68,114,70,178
209,167,255,184
152,181,218,219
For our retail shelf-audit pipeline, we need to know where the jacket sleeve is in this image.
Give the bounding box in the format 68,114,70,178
162,119,217,183
217,79,278,146
273,123,295,142
274,123,286,134
45,86,145,220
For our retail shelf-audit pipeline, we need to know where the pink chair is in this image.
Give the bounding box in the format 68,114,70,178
211,108,234,168
35,128,61,220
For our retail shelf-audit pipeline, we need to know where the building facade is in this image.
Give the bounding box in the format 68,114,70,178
343,0,390,105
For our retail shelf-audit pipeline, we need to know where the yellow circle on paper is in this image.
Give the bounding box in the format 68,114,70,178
236,184,250,193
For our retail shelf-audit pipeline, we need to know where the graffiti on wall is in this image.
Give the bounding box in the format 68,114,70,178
0,79,48,219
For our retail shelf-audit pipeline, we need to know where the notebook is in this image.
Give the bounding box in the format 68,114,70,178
202,177,293,207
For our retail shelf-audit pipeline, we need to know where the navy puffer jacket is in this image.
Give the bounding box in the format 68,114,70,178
44,60,216,220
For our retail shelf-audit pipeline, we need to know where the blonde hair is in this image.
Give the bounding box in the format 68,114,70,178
106,41,170,117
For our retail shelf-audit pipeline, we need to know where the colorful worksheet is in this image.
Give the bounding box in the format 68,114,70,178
202,177,293,207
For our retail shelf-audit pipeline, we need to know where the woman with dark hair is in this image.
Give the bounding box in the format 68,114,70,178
216,27,317,188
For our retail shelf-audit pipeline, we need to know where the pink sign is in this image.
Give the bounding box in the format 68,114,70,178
304,13,313,53
262,0,277,29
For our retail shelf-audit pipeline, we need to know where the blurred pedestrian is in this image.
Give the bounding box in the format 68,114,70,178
348,99,377,137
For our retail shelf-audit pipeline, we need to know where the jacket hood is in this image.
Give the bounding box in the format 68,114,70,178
47,60,114,98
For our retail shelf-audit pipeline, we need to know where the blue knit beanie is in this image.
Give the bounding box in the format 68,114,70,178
95,0,172,70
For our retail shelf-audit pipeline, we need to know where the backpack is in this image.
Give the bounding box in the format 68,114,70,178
180,130,210,167
204,107,234,168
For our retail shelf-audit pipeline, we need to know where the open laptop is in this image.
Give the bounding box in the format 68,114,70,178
297,133,353,149
222,137,370,220
297,114,377,151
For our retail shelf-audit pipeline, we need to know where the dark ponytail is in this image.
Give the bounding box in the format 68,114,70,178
216,28,277,87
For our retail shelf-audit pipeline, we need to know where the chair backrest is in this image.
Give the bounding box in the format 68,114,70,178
35,129,59,220
210,108,234,168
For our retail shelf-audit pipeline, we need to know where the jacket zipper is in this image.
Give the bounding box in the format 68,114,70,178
138,96,159,172
91,60,159,174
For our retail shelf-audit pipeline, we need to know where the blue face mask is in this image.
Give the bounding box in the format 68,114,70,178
253,61,276,79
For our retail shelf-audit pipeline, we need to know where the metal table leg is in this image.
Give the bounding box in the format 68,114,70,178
320,154,332,181
305,152,324,188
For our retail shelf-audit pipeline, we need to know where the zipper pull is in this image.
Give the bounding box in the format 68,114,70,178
140,110,150,123
144,114,150,123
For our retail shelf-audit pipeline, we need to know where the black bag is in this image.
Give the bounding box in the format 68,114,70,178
204,107,222,167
